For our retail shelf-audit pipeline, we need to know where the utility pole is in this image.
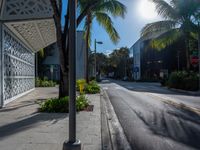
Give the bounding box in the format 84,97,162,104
94,39,103,80
198,32,200,92
94,39,97,79
63,0,81,149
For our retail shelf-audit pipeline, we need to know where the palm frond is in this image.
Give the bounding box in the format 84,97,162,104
38,49,44,57
95,12,120,44
150,0,179,20
141,20,177,37
95,0,127,18
150,29,182,50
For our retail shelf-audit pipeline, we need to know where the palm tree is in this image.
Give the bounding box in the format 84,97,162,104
79,0,126,82
141,0,200,70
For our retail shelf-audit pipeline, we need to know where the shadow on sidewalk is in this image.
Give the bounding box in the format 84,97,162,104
133,103,200,149
0,98,52,113
0,112,67,139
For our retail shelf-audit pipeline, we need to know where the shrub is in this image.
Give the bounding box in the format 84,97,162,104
76,95,89,111
40,97,69,113
160,78,168,86
85,81,100,94
40,95,89,113
168,71,199,91
89,77,96,81
36,77,56,87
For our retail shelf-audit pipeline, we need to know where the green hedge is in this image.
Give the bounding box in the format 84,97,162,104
40,95,89,113
36,77,57,87
168,71,199,91
76,79,100,94
85,81,100,94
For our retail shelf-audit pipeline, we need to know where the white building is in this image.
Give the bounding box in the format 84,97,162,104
41,31,87,81
130,38,144,80
0,0,56,107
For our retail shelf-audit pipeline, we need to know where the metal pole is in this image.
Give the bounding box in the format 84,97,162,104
63,0,81,149
198,32,200,92
94,39,97,80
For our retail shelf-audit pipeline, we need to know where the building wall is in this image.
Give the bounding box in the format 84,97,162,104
41,31,86,81
0,25,35,106
130,39,142,80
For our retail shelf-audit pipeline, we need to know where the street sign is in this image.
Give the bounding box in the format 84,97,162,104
191,56,199,65
134,67,139,72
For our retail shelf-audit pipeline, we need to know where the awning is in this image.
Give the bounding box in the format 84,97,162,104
0,0,57,52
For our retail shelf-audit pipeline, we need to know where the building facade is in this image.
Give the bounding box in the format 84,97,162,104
130,37,187,81
0,0,56,107
40,31,87,81
130,39,143,80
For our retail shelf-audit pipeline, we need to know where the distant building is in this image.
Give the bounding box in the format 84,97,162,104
39,31,86,81
130,39,142,80
130,37,187,81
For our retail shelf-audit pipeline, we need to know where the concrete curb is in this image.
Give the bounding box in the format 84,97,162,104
101,89,132,150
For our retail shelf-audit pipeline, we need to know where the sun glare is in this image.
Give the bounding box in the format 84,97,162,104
138,0,158,20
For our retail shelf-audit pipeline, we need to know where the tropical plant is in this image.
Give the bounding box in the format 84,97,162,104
79,0,127,82
40,95,89,113
167,71,199,91
141,0,200,70
35,77,57,87
50,0,126,98
85,81,101,94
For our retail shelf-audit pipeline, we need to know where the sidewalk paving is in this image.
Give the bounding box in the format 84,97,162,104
0,87,101,150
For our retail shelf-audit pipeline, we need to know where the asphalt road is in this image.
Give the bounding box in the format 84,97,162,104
100,80,200,150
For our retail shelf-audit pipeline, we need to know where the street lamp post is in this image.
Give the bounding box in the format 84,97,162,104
63,0,81,150
198,32,200,92
94,39,103,80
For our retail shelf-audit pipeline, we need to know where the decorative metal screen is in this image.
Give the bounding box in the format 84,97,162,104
3,30,35,101
2,0,53,20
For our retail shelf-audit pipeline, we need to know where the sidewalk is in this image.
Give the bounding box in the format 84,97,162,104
0,87,101,150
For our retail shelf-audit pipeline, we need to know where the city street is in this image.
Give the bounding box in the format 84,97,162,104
100,79,200,150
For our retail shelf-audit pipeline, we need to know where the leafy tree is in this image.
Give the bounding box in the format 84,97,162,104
80,0,127,82
49,0,125,97
141,0,200,70
108,47,130,78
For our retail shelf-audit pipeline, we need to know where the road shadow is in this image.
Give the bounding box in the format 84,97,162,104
133,103,200,149
111,79,199,97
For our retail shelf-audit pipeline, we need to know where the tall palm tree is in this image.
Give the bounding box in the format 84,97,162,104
141,0,200,70
79,0,126,82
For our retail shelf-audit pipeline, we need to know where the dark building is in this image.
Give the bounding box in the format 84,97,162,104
130,37,188,81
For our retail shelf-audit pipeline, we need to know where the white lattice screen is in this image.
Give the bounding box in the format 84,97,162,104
3,30,35,101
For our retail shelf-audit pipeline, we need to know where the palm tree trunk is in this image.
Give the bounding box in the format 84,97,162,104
85,14,91,83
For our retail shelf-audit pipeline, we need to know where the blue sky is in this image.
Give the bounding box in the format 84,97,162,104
62,0,161,54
